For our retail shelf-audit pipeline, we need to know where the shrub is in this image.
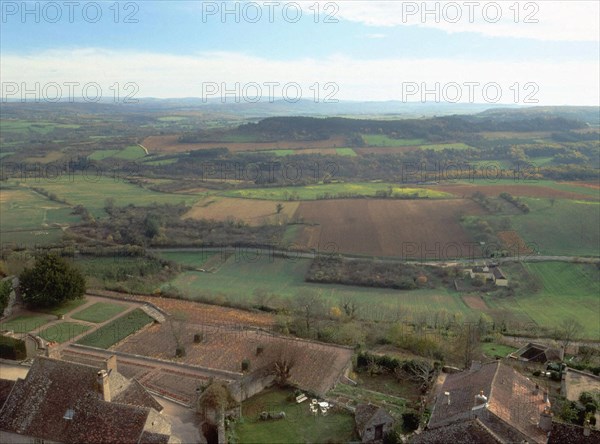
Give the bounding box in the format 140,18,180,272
175,346,186,357
402,410,420,432
0,335,26,360
533,370,541,377
194,333,203,343
241,359,250,372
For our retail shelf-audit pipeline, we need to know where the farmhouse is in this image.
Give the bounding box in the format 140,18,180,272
509,342,564,366
491,267,508,286
0,356,180,444
427,361,550,444
354,403,394,443
468,265,493,281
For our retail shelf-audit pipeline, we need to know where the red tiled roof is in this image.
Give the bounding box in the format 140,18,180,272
429,361,548,443
411,419,502,444
0,357,167,443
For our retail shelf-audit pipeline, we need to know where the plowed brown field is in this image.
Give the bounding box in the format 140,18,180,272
293,199,484,258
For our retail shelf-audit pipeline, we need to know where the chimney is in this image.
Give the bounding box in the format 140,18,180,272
444,391,451,405
538,406,553,432
543,391,549,403
584,420,591,437
105,355,117,374
474,390,488,406
97,370,111,402
533,384,539,396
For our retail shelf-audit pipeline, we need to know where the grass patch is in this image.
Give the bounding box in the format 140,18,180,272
77,308,154,349
0,314,54,333
39,322,91,343
156,251,216,268
41,298,88,316
480,342,518,358
70,302,127,323
235,388,356,444
328,382,408,418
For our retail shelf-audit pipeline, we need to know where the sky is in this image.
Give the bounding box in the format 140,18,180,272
1,1,599,105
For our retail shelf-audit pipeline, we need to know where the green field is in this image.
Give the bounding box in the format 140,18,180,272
485,262,600,338
164,254,472,322
222,182,453,200
0,314,54,333
156,251,216,268
1,119,80,134
39,322,91,343
454,179,599,199
144,157,179,166
419,143,474,151
336,148,357,156
70,302,128,323
0,186,81,245
77,308,154,349
6,177,197,219
234,388,356,444
88,149,121,161
362,135,425,146
508,198,600,256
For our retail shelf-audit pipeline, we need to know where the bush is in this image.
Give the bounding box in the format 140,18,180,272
0,280,12,315
175,346,186,357
0,335,26,360
533,370,541,377
194,333,203,343
402,410,420,432
242,359,250,372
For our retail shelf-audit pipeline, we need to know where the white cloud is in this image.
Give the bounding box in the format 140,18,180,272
316,1,599,42
1,48,598,105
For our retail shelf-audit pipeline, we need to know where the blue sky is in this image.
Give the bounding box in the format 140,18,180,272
1,1,599,104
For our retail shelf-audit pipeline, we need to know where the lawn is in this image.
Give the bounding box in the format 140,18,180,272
39,322,91,343
70,302,127,323
164,254,473,322
88,145,146,161
0,119,80,135
42,298,88,316
221,182,453,200
485,262,600,339
480,342,518,358
0,314,54,333
234,388,356,444
76,309,154,349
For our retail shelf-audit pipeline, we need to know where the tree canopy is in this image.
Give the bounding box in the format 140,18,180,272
19,254,86,308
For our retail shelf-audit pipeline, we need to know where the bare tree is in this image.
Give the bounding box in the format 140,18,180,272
557,318,584,352
294,289,324,335
167,310,188,357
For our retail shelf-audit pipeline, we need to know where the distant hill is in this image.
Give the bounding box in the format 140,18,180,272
477,106,600,126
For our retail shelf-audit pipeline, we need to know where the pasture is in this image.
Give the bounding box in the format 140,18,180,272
222,182,453,201
293,199,484,257
362,135,425,146
484,262,600,339
0,119,80,135
164,254,472,322
9,176,197,218
0,186,80,246
419,142,474,151
509,198,600,256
